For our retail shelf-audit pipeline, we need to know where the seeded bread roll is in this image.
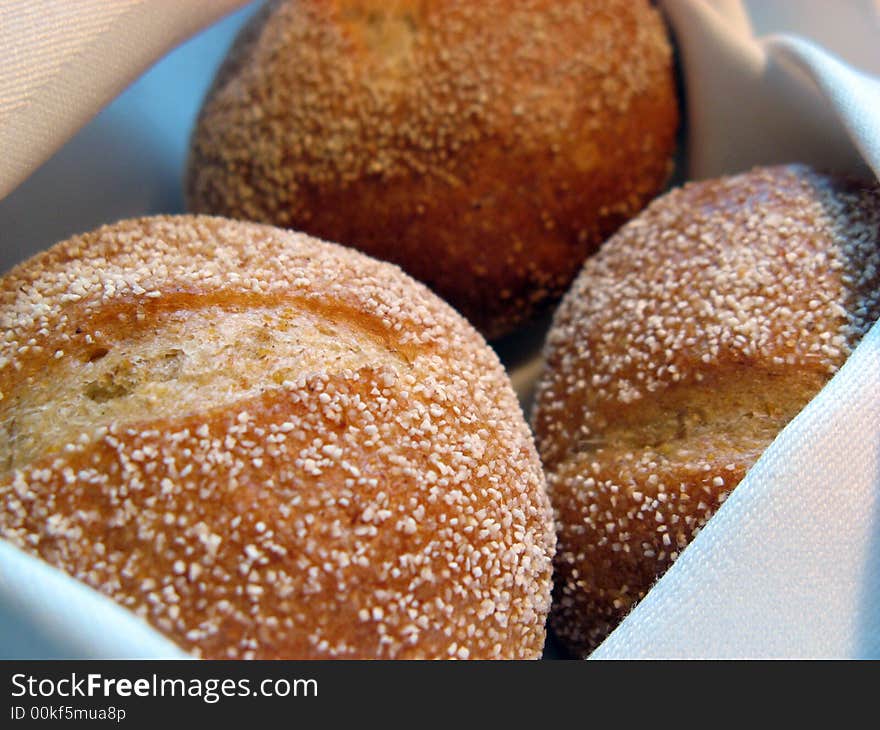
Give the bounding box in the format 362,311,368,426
0,215,555,659
533,165,880,657
186,0,678,339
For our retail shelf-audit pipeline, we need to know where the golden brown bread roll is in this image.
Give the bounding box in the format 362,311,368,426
532,165,880,657
0,215,554,659
186,0,678,339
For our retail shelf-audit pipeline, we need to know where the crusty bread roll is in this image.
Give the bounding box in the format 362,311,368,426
533,165,880,656
186,0,678,339
0,215,554,659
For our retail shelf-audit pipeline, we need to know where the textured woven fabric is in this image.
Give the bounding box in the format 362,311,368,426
0,0,248,200
0,0,878,658
593,0,880,658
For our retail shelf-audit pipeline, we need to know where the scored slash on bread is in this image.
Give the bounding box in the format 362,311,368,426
0,215,555,659
533,165,880,657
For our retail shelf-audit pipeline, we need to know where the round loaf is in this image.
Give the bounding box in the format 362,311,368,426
532,165,880,656
0,215,555,659
186,0,678,338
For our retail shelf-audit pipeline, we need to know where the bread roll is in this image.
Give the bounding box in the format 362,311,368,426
532,165,880,656
186,0,678,338
0,215,554,659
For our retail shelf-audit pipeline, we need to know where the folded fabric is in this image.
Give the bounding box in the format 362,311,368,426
666,0,879,181
0,0,249,201
594,0,880,658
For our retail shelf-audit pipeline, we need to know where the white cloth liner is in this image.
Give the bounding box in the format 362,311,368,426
0,541,186,659
594,0,880,659
0,0,878,658
0,0,246,201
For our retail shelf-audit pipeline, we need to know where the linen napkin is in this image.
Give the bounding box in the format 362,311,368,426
594,0,880,658
0,0,878,659
0,0,248,201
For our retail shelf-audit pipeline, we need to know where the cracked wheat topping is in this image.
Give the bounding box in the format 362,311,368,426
186,0,678,337
0,215,554,659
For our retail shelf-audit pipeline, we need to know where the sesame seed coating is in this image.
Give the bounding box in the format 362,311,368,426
186,0,678,338
532,165,880,656
0,215,554,659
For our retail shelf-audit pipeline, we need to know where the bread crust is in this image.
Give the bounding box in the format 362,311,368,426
532,165,880,656
186,0,678,338
0,215,554,659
